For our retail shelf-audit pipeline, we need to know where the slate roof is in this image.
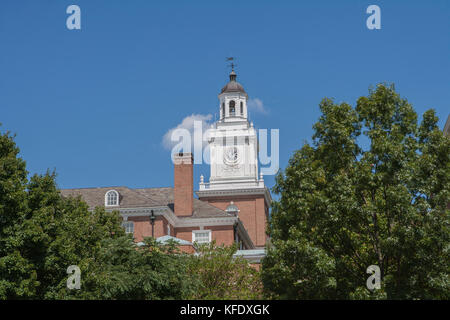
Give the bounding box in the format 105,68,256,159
220,80,246,95
60,186,232,219
135,187,232,218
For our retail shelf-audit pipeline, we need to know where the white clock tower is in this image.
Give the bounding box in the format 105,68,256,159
197,68,271,248
200,68,264,191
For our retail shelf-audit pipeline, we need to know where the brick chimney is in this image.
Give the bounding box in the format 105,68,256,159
173,152,193,217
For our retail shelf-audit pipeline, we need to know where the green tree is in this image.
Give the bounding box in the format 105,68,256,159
0,128,33,298
186,242,264,299
77,237,196,300
262,84,450,299
0,128,196,299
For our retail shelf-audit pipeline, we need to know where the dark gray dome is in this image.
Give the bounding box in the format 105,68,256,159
220,70,247,95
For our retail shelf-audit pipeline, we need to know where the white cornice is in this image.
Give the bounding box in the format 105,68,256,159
176,216,238,228
196,186,272,208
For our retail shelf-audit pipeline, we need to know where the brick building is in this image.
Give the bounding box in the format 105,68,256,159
60,69,271,264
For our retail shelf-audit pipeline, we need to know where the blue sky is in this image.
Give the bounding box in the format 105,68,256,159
1,0,449,195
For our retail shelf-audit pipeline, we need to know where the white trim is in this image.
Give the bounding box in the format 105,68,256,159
177,217,238,228
105,189,119,207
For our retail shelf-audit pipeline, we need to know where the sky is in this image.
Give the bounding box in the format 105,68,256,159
0,0,449,196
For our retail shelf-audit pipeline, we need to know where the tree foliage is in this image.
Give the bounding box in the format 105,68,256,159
262,84,450,299
0,128,195,299
186,242,264,299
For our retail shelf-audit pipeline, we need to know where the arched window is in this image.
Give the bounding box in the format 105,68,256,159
222,102,225,118
121,221,134,234
240,101,243,115
105,190,119,206
229,100,235,116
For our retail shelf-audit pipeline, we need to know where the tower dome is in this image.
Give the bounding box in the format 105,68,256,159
218,69,249,120
220,70,247,96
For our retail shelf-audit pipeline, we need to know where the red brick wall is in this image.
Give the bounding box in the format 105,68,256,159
129,216,168,242
177,245,195,253
174,153,193,216
174,225,235,246
199,194,268,247
210,225,235,246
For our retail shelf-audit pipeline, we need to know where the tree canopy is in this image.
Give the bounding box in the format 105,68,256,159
262,84,450,299
0,128,195,299
186,242,263,299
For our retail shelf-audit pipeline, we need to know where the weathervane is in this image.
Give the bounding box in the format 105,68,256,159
226,57,236,71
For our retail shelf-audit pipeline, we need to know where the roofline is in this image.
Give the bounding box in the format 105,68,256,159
235,218,255,249
233,249,266,263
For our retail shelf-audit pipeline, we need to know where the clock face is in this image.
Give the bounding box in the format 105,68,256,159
224,147,239,165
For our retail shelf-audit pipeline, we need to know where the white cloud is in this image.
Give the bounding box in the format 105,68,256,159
247,98,268,115
162,113,213,151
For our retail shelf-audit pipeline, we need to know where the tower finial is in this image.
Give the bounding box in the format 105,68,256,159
226,57,237,81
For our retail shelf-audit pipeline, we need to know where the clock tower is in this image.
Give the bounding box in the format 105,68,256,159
197,68,271,248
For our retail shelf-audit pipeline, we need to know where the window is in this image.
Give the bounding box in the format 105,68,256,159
192,230,211,244
225,201,239,215
105,190,119,206
229,100,235,116
121,221,134,234
240,101,243,115
222,102,225,118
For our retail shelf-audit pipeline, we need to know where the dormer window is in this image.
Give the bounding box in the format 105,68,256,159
105,190,119,206
229,100,235,116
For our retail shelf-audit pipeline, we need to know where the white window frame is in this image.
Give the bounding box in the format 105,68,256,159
192,230,212,244
105,190,119,207
121,221,134,234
